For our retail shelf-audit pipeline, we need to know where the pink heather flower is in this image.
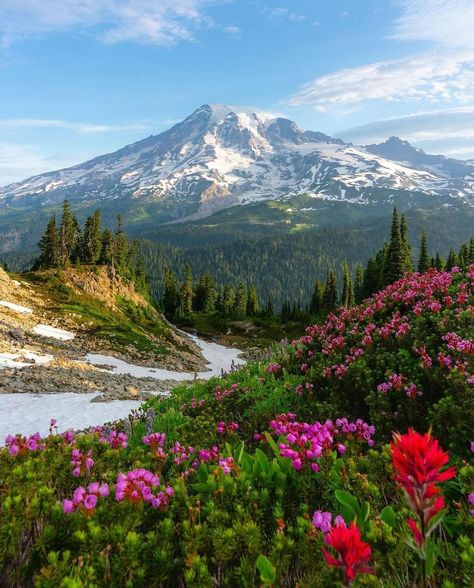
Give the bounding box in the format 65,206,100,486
115,469,173,509
6,432,44,456
50,419,57,427
468,493,474,516
84,494,97,510
63,499,75,514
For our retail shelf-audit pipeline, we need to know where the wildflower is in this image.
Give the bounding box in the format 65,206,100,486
390,429,456,549
63,482,109,515
115,469,173,509
70,448,94,478
323,523,373,584
5,432,44,456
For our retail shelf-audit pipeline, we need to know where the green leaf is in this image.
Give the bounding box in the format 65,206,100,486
197,463,209,484
380,506,396,529
360,501,370,522
425,539,436,577
335,490,360,516
256,554,276,585
191,482,213,493
264,432,280,458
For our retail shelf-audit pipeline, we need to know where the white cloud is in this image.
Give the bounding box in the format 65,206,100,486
288,0,474,111
339,106,474,160
392,0,474,49
0,0,222,46
0,118,152,134
0,143,89,185
288,52,474,110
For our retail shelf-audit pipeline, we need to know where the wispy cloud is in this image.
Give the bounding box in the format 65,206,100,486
288,51,474,110
0,143,90,186
0,0,224,46
392,0,474,49
288,1,474,111
0,118,152,134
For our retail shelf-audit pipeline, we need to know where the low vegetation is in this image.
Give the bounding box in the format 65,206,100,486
1,265,473,586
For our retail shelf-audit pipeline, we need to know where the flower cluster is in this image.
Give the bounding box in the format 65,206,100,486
142,432,166,458
312,510,346,534
5,432,44,456
266,363,282,374
216,421,239,434
115,469,174,509
70,448,94,477
267,414,375,472
63,482,109,514
100,429,128,449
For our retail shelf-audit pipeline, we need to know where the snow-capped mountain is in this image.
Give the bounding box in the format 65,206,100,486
1,104,474,224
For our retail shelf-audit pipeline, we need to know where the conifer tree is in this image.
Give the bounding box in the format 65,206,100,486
322,271,338,312
234,280,248,318
114,215,128,273
468,239,474,264
400,214,413,272
417,230,430,273
246,283,261,316
445,248,458,270
194,273,216,312
384,208,404,285
37,215,59,269
100,229,114,266
163,268,179,318
82,210,102,263
59,201,80,265
177,265,193,318
309,279,324,314
340,261,354,307
354,264,365,304
222,284,235,316
434,253,445,271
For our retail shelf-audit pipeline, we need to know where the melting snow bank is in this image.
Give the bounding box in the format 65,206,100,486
0,351,53,369
0,393,141,440
85,334,244,381
0,299,33,314
33,324,75,340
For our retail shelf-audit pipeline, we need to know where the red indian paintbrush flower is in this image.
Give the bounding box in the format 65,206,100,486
322,522,373,584
390,429,456,548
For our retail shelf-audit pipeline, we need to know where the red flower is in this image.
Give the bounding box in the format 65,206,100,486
390,429,456,547
391,429,456,492
322,523,373,584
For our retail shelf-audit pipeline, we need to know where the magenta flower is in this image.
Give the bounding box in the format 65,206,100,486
63,482,109,515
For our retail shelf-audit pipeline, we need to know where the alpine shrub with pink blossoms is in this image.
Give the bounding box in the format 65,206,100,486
0,266,472,586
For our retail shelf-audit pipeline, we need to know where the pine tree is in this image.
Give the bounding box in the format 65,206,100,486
163,267,179,318
354,264,364,303
81,210,102,263
322,271,338,312
468,239,474,264
309,279,324,314
37,215,59,269
434,253,445,271
445,249,458,270
99,229,114,266
176,265,193,318
400,214,413,273
340,261,354,308
222,284,235,316
114,215,128,274
194,273,216,312
234,280,248,318
246,283,261,316
384,208,404,285
417,230,430,273
59,201,80,266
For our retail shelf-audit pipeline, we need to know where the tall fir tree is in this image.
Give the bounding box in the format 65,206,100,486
354,264,365,304
194,273,216,312
309,279,324,314
384,208,404,285
417,230,430,273
222,284,235,316
82,210,102,263
445,248,458,270
163,268,179,318
176,265,194,318
400,214,413,273
37,215,59,269
59,201,80,265
234,280,248,318
246,283,261,316
322,271,338,312
340,261,355,308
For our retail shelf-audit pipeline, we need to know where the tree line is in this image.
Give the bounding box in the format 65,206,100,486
308,208,474,317
161,266,265,321
32,201,147,292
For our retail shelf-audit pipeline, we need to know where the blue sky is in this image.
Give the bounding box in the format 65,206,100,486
1,0,474,184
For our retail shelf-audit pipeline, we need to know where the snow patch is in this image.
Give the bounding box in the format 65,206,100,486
33,325,75,340
0,300,33,314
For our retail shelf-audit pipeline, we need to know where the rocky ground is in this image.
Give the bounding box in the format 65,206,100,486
0,266,209,400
